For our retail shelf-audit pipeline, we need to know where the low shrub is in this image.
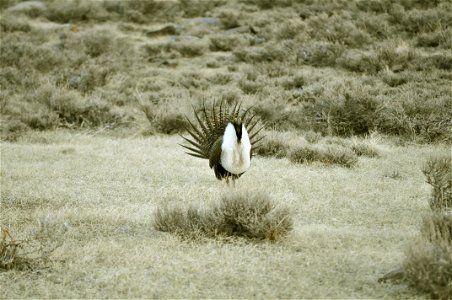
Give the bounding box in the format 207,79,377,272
1,218,65,271
304,130,322,144
326,92,380,136
238,79,263,94
170,39,207,57
403,213,452,299
153,190,293,241
289,145,358,168
141,101,189,135
349,141,380,157
234,46,285,63
0,15,31,32
422,154,452,212
337,49,381,74
209,34,246,51
298,41,344,67
255,137,289,158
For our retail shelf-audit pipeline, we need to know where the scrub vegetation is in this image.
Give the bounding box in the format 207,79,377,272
1,0,451,298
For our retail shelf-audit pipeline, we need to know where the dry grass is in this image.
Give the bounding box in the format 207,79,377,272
154,190,292,241
0,132,439,298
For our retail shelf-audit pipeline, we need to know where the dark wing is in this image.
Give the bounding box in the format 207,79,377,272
209,137,223,169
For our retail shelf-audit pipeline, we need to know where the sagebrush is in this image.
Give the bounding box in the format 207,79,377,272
153,190,292,241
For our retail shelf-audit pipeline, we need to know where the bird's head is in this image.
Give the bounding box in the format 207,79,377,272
231,120,243,142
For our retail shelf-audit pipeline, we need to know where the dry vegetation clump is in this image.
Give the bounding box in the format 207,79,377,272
289,145,358,168
403,213,452,299
255,136,289,158
1,221,64,271
153,190,292,241
422,154,452,212
140,100,189,135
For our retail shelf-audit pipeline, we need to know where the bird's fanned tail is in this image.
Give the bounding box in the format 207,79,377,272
179,101,264,159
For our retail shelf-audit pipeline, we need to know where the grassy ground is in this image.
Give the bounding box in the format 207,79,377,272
0,131,444,298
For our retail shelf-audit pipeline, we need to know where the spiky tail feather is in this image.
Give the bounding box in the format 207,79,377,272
179,101,264,159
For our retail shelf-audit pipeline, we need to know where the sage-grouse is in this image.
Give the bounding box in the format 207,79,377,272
180,102,263,183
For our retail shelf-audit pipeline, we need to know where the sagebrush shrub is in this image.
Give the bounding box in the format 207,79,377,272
255,137,289,158
289,145,358,168
403,213,452,299
153,190,293,241
422,154,452,212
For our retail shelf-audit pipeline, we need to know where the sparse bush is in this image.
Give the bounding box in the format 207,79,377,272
422,154,452,212
1,218,65,271
289,145,358,167
281,74,305,90
0,15,31,32
255,137,289,158
299,41,344,67
209,34,246,51
207,73,233,85
324,92,380,136
304,130,322,144
381,71,408,87
153,190,293,241
217,9,240,29
376,94,452,143
349,141,380,157
171,39,207,57
45,89,124,128
403,213,452,299
238,79,263,94
141,101,189,135
337,49,381,73
234,46,285,63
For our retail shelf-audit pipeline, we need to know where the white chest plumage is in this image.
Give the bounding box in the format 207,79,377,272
220,123,251,174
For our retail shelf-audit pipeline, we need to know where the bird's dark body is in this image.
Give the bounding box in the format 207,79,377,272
213,163,244,180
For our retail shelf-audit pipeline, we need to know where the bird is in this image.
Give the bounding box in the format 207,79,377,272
180,101,263,184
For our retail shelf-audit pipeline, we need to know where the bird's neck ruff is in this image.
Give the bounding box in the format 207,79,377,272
220,122,251,174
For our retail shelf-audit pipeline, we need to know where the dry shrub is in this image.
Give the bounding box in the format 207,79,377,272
348,141,380,157
289,145,358,168
141,102,189,135
255,137,289,158
403,213,452,299
153,190,293,241
304,131,322,144
1,220,65,271
298,41,344,67
209,34,246,52
324,138,380,157
422,154,452,212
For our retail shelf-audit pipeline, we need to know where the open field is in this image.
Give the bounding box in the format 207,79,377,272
0,131,446,298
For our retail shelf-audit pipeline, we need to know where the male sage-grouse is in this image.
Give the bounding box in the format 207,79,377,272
180,102,263,183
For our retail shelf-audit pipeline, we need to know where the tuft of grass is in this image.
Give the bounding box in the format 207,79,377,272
403,213,452,299
422,154,452,212
289,145,358,168
153,190,293,241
